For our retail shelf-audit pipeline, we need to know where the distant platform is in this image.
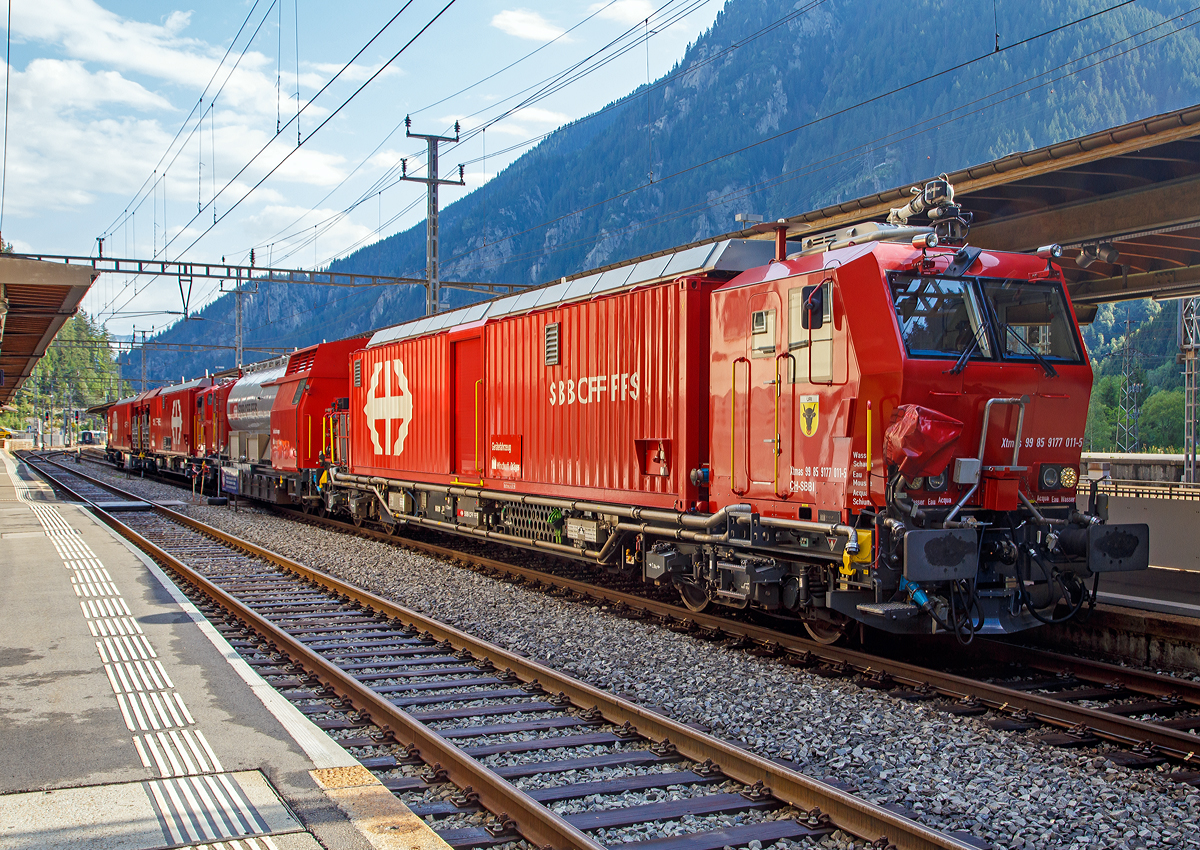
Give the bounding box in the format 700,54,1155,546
1099,566,1200,620
0,451,448,850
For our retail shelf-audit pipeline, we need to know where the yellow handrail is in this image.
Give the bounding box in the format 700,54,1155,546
775,353,796,498
474,378,484,475
866,400,873,504
730,357,750,495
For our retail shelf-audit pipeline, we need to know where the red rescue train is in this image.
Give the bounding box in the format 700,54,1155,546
106,183,1149,641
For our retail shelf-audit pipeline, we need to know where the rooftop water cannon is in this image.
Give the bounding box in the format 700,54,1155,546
887,177,972,244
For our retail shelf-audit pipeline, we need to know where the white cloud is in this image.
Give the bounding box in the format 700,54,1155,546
306,61,404,85
18,58,172,112
14,0,277,115
490,9,567,42
509,106,570,125
463,169,497,190
588,0,656,25
368,149,409,170
488,106,571,139
243,204,375,265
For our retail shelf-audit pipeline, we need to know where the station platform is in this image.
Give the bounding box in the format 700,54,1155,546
0,452,448,850
1088,495,1200,620
1098,567,1200,620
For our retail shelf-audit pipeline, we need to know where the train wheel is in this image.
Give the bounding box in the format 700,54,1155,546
802,618,850,645
352,515,365,528
301,502,313,515
383,521,399,537
676,579,711,613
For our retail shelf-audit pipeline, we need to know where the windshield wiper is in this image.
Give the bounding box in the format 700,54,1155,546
944,333,979,375
1003,324,1058,378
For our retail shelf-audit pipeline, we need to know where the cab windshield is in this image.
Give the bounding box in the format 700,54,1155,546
889,276,993,359
889,275,1082,364
980,278,1082,362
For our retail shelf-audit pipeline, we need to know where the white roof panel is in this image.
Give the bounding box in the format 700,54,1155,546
508,286,546,313
457,302,491,324
485,293,523,317
661,244,717,278
589,265,634,294
363,239,777,347
533,279,574,307
560,274,600,301
626,255,674,288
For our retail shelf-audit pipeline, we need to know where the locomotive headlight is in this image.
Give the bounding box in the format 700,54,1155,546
1039,464,1061,491
926,470,948,492
1060,466,1079,489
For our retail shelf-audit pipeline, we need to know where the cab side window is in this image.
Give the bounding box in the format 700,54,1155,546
787,281,833,383
750,309,776,358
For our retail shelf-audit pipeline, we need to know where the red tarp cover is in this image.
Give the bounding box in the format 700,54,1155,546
883,404,964,478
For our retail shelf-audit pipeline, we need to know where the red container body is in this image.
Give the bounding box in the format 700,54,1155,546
148,380,211,457
269,338,367,471
351,330,449,478
197,380,235,458
131,388,160,454
706,242,1092,522
347,276,718,509
106,398,136,453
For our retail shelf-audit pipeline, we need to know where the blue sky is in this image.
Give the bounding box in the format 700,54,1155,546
0,0,725,333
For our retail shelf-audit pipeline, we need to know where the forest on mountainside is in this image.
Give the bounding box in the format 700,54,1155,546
1082,300,1188,452
2,312,128,434
126,0,1200,448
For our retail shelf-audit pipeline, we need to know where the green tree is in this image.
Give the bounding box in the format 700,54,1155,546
1138,389,1185,451
1084,395,1114,451
0,312,129,433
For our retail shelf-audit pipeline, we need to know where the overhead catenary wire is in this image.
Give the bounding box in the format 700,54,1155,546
95,0,283,317
99,0,271,242
442,0,1158,272
219,0,807,280
239,5,1169,330
98,0,430,322
238,0,733,267
459,13,1199,278
261,0,1114,276
104,0,1158,334
294,0,300,145
436,23,1180,282
159,0,437,260
1,0,11,240
121,0,1161,331
106,0,458,323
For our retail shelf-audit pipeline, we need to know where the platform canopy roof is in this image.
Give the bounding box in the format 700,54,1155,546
0,257,97,407
766,103,1200,306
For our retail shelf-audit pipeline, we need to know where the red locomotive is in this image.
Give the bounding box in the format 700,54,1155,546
106,180,1149,641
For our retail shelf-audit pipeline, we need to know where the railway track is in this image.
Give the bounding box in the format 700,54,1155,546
22,452,977,850
265,494,1200,779
70,453,1200,781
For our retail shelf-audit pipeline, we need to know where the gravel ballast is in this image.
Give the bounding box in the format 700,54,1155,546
84,465,1200,850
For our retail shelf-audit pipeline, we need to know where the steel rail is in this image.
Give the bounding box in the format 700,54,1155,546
21,456,602,850
270,506,1200,766
30,454,975,850
968,640,1200,707
73,452,1200,766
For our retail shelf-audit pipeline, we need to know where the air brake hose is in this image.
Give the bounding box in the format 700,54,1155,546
898,575,954,634
1018,547,1087,625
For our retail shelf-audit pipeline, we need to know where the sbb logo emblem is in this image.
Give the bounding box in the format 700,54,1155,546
364,359,413,455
